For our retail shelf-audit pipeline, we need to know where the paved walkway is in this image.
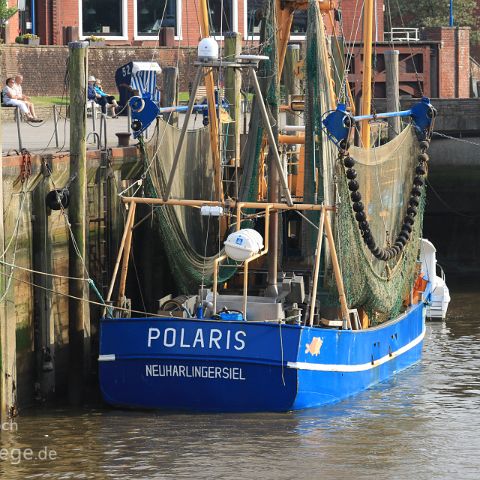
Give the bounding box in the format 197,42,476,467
2,113,134,155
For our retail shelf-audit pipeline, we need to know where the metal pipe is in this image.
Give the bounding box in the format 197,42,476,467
158,104,209,114
278,134,305,145
99,113,107,149
53,105,59,148
236,202,244,231
163,66,203,201
91,102,96,132
353,109,412,122
15,107,23,151
102,114,107,149
212,254,227,315
282,125,305,132
120,196,336,212
249,67,293,206
242,206,271,319
323,211,351,328
86,132,100,149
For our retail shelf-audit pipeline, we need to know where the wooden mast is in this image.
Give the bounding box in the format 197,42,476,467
361,0,374,148
198,0,223,201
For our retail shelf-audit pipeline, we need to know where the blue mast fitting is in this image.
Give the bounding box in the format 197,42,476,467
322,97,435,145
129,93,160,138
129,94,230,139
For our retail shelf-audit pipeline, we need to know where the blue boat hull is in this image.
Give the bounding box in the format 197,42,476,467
99,301,426,412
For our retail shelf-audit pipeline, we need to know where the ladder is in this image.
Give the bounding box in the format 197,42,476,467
87,159,109,295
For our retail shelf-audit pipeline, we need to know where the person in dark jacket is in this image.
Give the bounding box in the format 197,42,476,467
88,75,117,115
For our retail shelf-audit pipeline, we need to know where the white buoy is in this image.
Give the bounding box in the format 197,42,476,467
224,229,264,262
198,37,219,62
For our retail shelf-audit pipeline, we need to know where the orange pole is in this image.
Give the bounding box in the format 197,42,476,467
198,0,223,201
279,134,305,145
361,0,374,148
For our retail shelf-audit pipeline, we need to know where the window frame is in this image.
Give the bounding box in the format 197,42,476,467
134,0,183,41
209,0,238,41
79,0,129,40
243,0,306,42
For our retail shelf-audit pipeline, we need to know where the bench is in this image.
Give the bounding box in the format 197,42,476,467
194,85,207,102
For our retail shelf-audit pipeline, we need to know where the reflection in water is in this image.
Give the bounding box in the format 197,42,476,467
1,283,479,479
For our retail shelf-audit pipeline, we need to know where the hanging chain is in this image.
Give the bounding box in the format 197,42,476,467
20,148,32,183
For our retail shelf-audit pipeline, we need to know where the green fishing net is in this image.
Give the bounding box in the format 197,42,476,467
336,126,425,321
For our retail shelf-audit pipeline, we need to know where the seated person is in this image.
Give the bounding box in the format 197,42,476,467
2,77,41,122
88,75,118,116
13,74,40,121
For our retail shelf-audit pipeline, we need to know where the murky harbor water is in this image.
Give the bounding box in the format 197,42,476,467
1,280,479,479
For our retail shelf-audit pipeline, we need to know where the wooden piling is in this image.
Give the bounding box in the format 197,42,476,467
284,43,301,126
32,175,55,400
224,32,242,168
68,41,90,406
385,50,401,140
0,104,17,421
162,67,178,126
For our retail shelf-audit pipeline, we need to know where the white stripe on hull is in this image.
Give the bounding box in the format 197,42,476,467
287,328,426,372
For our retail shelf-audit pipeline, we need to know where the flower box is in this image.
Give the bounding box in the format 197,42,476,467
24,38,40,46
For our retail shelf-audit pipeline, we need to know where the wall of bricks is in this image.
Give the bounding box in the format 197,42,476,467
0,45,198,96
422,27,470,99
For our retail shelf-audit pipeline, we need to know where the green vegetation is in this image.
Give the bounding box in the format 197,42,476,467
0,0,17,25
30,96,69,106
15,33,39,43
387,0,480,44
178,91,189,103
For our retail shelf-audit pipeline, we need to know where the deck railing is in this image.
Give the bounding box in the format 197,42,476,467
384,28,420,43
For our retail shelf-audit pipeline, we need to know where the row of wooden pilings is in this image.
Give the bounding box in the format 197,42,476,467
0,41,91,421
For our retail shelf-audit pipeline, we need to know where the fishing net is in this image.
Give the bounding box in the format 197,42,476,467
303,0,338,261
144,119,234,293
336,126,425,321
238,0,278,203
304,0,425,320
140,2,279,293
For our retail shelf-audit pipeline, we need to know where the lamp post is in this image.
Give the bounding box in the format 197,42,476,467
449,0,454,27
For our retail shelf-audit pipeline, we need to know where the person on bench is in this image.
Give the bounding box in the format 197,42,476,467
2,77,41,122
14,74,40,121
88,75,117,116
94,79,118,117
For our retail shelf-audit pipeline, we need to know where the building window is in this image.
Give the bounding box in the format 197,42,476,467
208,0,234,36
291,10,307,37
83,0,124,36
246,0,264,38
137,0,177,36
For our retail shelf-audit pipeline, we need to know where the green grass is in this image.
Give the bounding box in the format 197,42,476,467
30,96,69,106
178,91,189,103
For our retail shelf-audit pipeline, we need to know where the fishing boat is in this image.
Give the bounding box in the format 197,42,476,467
99,0,448,412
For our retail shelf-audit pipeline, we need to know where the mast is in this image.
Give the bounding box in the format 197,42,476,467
198,0,223,201
361,0,374,148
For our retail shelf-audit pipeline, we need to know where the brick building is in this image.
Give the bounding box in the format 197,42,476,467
4,0,383,46
1,2,470,98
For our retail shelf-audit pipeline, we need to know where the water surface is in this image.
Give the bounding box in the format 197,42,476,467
1,282,479,479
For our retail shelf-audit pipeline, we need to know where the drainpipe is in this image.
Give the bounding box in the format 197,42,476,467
31,0,35,35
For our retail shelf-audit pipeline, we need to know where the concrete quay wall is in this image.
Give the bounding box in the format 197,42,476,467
0,146,141,414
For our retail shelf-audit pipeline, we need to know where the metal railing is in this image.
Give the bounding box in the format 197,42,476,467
384,28,419,43
5,103,132,154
